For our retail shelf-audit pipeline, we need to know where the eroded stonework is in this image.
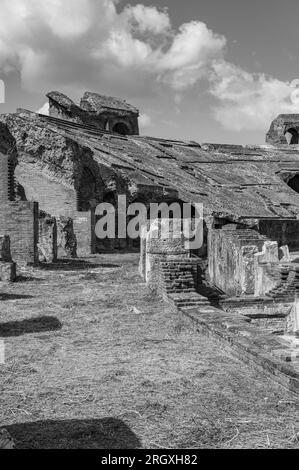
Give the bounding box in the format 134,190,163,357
1,93,299,392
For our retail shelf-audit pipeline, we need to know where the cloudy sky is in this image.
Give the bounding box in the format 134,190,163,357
0,0,299,143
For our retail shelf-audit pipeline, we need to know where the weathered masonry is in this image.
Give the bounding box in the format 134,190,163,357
0,123,38,266
1,91,299,392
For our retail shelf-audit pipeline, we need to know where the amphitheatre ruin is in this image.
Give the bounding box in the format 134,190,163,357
0,90,298,448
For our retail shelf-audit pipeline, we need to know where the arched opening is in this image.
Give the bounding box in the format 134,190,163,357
287,174,299,193
77,167,96,211
112,122,130,135
285,128,299,145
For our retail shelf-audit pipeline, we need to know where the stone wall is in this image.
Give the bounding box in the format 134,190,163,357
57,216,77,258
140,219,190,290
286,299,299,334
258,219,299,252
0,235,16,282
38,211,57,263
254,241,281,296
73,210,96,257
266,114,299,145
15,162,77,218
0,202,38,266
48,91,140,135
208,228,267,296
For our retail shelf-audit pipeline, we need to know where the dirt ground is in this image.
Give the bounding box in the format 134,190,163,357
0,253,298,449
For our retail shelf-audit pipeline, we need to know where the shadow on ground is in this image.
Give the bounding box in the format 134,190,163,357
0,293,35,301
0,316,62,337
16,275,43,283
39,259,120,271
3,418,141,449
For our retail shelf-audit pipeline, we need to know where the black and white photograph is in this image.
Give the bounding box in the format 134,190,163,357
0,0,298,454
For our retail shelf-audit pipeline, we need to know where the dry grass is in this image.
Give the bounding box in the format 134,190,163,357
0,253,298,449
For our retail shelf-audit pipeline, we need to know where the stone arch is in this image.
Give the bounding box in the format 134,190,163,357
77,167,96,211
285,128,299,145
112,122,130,135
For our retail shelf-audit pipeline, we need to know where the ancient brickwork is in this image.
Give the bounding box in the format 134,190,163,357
47,91,139,135
266,265,299,300
0,235,16,282
0,202,39,266
159,259,211,309
266,114,299,145
38,211,58,263
140,219,190,289
0,124,39,266
57,216,77,258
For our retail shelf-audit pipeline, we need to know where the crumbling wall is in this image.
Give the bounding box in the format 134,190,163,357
73,210,96,257
0,123,39,266
208,228,267,296
0,235,16,282
140,219,190,291
266,114,299,145
57,216,77,258
254,241,282,297
285,298,299,335
47,91,140,135
258,219,299,252
0,202,39,266
38,211,57,263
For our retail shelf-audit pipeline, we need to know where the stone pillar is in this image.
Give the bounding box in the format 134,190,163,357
144,218,190,290
73,209,96,257
0,235,16,282
239,245,259,295
38,211,58,263
285,296,299,335
254,241,280,297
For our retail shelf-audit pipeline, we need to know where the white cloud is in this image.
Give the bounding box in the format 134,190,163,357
0,0,226,96
209,61,298,131
139,113,154,133
0,0,294,133
36,101,49,115
155,22,226,90
123,4,171,35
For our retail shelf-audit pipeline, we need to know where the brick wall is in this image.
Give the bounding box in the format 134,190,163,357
15,163,77,217
0,201,39,265
142,219,190,289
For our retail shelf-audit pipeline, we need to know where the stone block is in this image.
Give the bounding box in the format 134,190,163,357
57,216,77,258
0,235,12,262
0,261,16,282
38,211,57,263
254,241,280,296
73,210,96,257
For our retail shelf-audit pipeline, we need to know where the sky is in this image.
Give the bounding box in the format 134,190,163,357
0,0,299,144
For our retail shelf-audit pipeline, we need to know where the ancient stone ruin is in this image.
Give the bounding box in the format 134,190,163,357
0,92,299,393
